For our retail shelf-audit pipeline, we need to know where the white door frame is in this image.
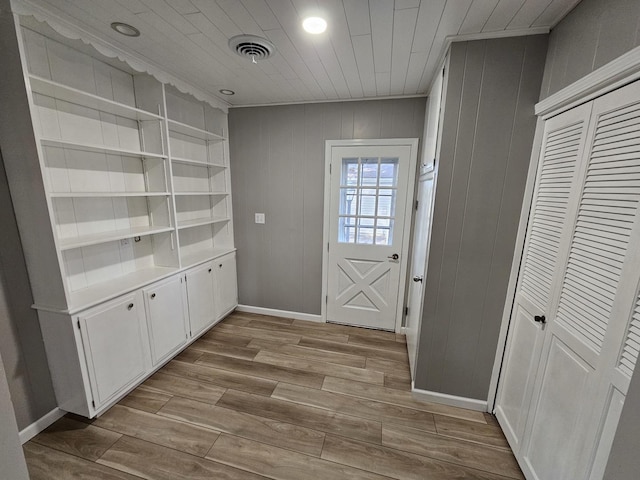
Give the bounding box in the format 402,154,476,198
488,45,640,411
321,138,419,332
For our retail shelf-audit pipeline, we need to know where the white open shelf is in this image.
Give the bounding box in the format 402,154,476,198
41,138,167,159
66,266,179,314
57,225,174,251
177,216,230,230
181,247,236,270
50,192,170,198
171,156,226,169
168,119,225,142
30,74,163,122
174,191,228,196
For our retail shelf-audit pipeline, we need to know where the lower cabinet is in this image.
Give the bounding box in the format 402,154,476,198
143,275,189,366
77,292,150,410
214,252,238,318
37,251,238,418
186,262,217,337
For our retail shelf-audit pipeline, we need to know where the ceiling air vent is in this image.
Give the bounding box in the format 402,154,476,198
228,34,276,62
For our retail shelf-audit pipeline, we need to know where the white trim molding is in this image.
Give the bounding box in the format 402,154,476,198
19,407,65,444
11,0,229,112
236,305,324,323
536,44,640,118
411,383,488,412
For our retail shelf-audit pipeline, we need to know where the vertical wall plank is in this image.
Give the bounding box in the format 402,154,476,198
229,98,425,314
424,40,487,391
415,35,548,400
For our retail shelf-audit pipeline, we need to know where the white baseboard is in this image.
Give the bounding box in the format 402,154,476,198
19,407,65,444
411,383,488,412
236,305,324,323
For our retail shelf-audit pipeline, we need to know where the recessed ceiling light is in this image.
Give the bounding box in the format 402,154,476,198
302,17,327,34
219,89,235,96
110,22,140,37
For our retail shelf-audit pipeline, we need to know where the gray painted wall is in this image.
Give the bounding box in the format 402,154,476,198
229,99,425,315
540,0,640,99
604,360,640,479
0,351,29,479
414,35,548,400
0,0,57,430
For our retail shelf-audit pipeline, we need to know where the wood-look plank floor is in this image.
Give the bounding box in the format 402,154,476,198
24,312,523,480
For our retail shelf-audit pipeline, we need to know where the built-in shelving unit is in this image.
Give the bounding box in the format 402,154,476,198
6,15,238,420
165,85,234,270
18,24,235,314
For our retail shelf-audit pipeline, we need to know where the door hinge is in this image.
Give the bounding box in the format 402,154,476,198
91,400,95,408
77,320,81,330
326,295,328,304
329,163,332,174
327,242,330,252
405,306,409,316
415,200,419,210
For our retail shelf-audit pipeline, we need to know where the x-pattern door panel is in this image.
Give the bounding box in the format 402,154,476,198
336,257,392,313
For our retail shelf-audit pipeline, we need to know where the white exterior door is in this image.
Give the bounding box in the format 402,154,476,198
496,80,640,480
324,140,417,331
406,170,434,377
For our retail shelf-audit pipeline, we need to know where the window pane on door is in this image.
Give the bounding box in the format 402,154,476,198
338,156,399,245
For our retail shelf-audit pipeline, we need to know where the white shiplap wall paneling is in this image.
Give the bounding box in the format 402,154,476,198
21,0,578,105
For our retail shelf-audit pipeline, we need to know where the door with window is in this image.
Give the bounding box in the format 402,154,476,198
324,140,418,331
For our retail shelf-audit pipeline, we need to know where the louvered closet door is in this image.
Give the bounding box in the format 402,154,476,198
521,80,640,480
494,103,592,453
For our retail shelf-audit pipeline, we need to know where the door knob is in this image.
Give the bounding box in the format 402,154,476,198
413,275,423,283
534,315,546,324
387,253,399,260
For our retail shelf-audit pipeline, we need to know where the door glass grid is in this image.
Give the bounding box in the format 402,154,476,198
338,156,398,245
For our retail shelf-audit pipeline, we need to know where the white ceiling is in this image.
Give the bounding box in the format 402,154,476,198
20,0,580,106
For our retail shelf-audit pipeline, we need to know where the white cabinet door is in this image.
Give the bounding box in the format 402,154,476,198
78,292,149,408
213,252,238,319
521,81,640,480
144,275,189,366
186,262,216,337
497,80,640,480
495,103,593,452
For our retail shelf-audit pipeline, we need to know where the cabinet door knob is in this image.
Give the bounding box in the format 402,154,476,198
208,268,212,273
219,264,223,268
534,315,546,324
127,303,134,310
151,293,156,299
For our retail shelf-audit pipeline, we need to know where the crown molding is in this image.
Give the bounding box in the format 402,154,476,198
11,0,229,113
535,44,640,118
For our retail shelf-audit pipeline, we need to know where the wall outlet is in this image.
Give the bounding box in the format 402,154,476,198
255,213,265,224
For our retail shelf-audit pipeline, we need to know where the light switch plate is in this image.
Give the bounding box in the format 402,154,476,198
255,213,265,224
